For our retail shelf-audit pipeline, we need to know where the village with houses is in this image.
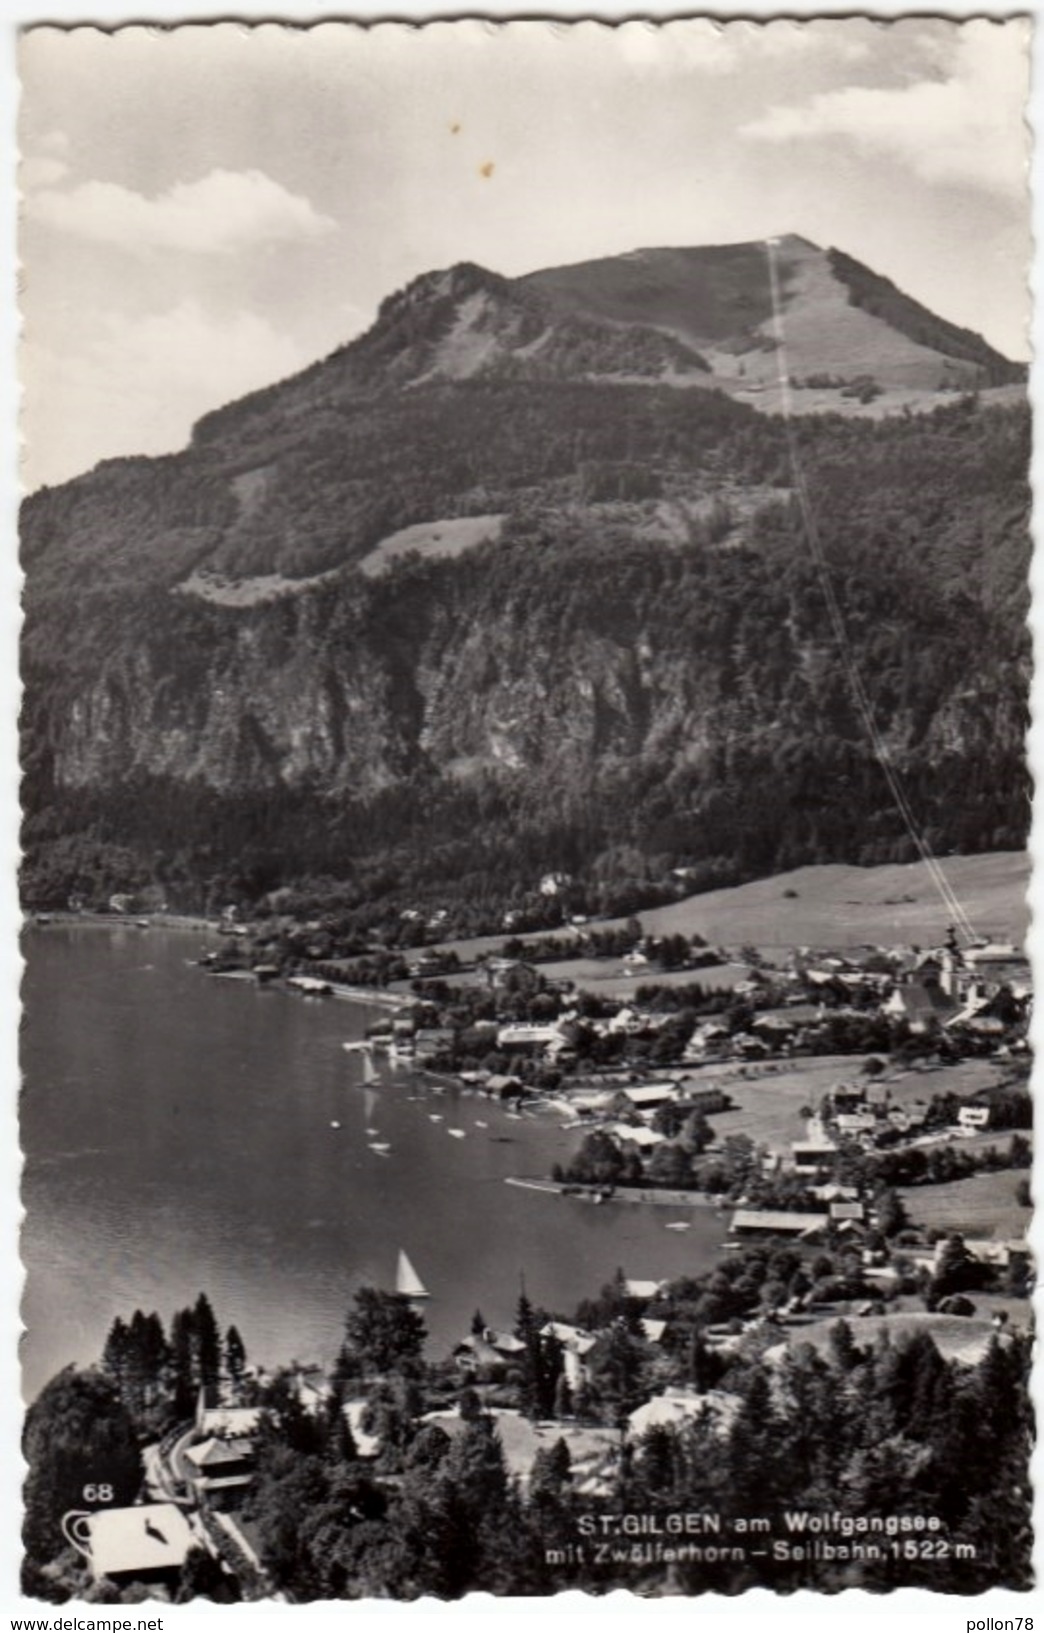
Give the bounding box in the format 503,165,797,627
271,891,1033,1271
25,878,1034,1604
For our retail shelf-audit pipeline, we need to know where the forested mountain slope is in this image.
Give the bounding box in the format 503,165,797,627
20,240,1030,918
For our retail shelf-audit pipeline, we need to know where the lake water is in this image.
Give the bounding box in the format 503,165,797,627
21,925,727,1399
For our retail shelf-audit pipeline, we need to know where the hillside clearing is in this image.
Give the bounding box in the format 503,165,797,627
692,1056,851,1156
772,1311,1005,1367
359,514,505,577
880,1058,1010,1109
175,568,339,605
600,854,1029,951
437,852,1028,963
899,1170,1030,1240
533,958,751,998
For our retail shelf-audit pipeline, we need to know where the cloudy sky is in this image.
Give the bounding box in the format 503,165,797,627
19,17,1031,491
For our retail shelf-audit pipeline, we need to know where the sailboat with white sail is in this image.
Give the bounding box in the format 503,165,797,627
396,1249,430,1300
343,1042,380,1084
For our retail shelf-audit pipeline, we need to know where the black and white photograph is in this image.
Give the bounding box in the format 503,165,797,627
15,13,1035,1606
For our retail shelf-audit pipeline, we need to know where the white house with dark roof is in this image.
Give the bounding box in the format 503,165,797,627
627,1388,742,1439
608,1122,665,1149
541,1321,598,1389
963,944,1029,989
958,1104,991,1131
625,1278,666,1300
71,1503,195,1590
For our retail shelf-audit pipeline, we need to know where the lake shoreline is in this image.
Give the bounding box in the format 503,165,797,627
23,925,733,1398
27,915,414,1011
505,1176,720,1208
27,909,218,933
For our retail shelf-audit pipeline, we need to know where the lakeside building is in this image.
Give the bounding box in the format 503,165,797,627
730,1209,828,1240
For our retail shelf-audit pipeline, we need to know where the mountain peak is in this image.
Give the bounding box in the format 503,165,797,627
379,260,508,316
188,234,1022,460
518,238,1022,393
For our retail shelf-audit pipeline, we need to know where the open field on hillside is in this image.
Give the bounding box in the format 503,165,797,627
950,1290,1032,1328
696,1056,1010,1159
771,1311,1005,1367
176,568,339,604
696,1057,849,1156
424,1410,616,1483
600,854,1030,952
898,1170,1031,1240
437,853,1028,965
533,958,751,998
741,380,1028,422
881,1059,1010,1109
359,514,504,577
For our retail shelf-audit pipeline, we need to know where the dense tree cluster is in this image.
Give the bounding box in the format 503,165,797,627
23,1370,142,1574
23,1234,1033,1604
239,1284,1035,1597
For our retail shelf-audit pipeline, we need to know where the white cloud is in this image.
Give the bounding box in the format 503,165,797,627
613,18,870,78
21,155,68,190
21,130,71,192
25,167,337,256
22,301,313,489
741,20,1029,197
37,128,70,155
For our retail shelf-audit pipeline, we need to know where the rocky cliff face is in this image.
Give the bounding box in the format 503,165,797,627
19,239,1031,902
40,510,1027,801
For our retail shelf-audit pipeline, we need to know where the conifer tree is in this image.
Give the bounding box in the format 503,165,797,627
224,1324,247,1391
170,1308,196,1419
100,1317,131,1398
193,1293,222,1395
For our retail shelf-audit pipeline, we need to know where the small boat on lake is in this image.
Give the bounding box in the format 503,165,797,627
665,1221,691,1232
396,1249,430,1300
428,1114,444,1123
368,1141,391,1156
330,1120,341,1129
447,1128,466,1139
